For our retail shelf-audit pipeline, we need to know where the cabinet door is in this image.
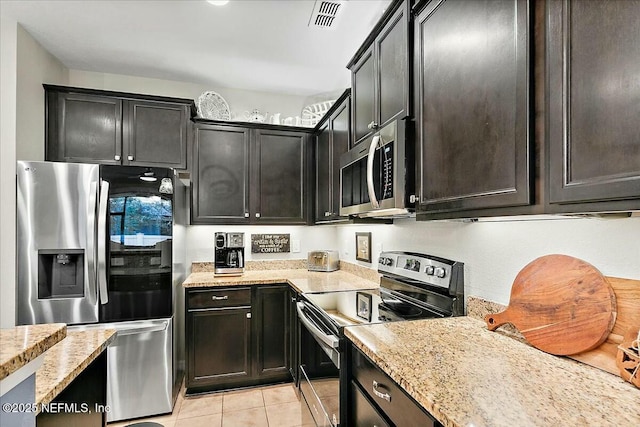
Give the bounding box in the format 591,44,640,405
351,47,376,147
415,0,530,213
377,3,409,128
547,0,640,205
187,306,252,389
329,99,351,220
252,129,308,224
254,285,290,381
192,125,251,224
288,289,298,384
124,100,188,169
49,93,122,164
315,123,332,222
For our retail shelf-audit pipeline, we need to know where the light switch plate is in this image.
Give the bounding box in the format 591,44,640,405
291,239,300,253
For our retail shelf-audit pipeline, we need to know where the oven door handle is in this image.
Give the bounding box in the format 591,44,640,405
296,302,340,349
366,135,381,209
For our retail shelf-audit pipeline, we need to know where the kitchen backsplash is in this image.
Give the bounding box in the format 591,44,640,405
185,215,640,307
190,259,380,283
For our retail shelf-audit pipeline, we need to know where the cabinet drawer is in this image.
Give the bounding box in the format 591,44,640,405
351,346,436,427
350,380,390,427
187,288,251,309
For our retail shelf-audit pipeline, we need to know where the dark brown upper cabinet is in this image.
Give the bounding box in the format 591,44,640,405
414,0,531,217
252,127,309,224
45,85,195,169
192,120,311,225
315,90,351,223
546,0,640,211
348,0,411,148
192,124,251,224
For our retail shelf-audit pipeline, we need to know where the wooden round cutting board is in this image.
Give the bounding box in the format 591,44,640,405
484,254,617,355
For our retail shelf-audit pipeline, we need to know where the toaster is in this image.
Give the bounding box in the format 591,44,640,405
307,250,340,272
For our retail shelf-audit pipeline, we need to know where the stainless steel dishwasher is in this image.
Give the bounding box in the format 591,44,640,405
70,316,174,422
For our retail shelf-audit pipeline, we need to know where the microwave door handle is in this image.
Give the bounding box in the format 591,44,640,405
296,303,339,349
86,180,98,301
367,135,381,209
97,180,110,305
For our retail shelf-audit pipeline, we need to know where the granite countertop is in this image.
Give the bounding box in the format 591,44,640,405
183,268,380,293
35,329,116,413
0,324,67,380
345,317,640,427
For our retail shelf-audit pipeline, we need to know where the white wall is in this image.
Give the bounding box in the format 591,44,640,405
16,25,69,161
186,225,338,270
68,70,316,123
335,216,640,305
0,14,19,328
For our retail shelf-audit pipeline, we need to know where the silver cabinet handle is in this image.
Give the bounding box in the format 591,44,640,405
367,121,378,130
246,313,251,319
372,380,391,402
324,211,331,217
114,155,121,161
244,212,249,218
211,295,228,301
255,213,261,218
127,155,134,161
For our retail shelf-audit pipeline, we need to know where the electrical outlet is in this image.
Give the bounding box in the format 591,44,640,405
291,239,300,253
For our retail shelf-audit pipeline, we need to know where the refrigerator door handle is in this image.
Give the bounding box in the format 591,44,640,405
98,180,110,305
87,180,98,301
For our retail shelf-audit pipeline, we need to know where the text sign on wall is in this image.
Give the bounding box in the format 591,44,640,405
251,234,290,253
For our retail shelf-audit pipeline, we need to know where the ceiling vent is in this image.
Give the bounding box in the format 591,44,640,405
308,0,345,29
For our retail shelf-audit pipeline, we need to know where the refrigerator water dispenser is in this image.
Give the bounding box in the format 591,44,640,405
38,249,85,298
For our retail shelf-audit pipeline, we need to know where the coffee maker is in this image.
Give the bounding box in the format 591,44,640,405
214,232,245,275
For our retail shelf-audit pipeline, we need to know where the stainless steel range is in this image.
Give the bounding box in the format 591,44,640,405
297,251,464,427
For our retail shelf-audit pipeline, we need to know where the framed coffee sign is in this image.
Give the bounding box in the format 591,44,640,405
251,234,290,253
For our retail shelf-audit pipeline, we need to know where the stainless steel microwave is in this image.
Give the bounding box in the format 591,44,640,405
339,120,414,217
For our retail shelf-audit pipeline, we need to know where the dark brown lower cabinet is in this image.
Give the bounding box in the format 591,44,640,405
188,307,252,389
254,285,290,380
350,381,390,427
186,285,291,394
346,343,442,427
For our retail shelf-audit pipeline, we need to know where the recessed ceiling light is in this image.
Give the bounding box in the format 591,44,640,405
207,0,229,5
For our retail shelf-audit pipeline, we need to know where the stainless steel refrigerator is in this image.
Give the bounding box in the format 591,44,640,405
16,161,186,422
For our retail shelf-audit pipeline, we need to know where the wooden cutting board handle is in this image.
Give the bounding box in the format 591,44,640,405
485,308,514,332
484,254,616,355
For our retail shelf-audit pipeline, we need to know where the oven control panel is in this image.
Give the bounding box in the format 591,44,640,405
378,251,462,291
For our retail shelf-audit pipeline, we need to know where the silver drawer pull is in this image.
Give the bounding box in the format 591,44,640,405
211,295,229,301
372,380,391,402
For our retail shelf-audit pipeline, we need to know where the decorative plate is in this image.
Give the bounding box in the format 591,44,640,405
197,91,231,120
300,100,335,127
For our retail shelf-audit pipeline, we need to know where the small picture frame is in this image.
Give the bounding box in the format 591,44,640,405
356,292,372,322
355,232,372,263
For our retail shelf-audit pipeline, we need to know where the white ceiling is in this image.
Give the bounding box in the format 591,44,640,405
1,0,392,96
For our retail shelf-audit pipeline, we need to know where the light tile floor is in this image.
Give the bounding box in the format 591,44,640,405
108,383,315,427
